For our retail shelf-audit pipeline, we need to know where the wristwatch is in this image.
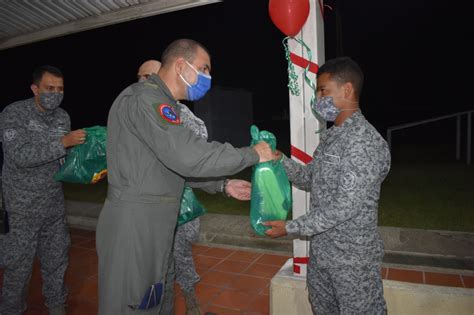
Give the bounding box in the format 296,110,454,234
221,179,230,197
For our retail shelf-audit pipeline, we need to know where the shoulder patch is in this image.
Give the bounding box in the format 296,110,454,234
157,104,181,125
3,129,17,142
341,171,357,191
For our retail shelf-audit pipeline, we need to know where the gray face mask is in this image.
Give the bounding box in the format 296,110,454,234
39,92,63,111
312,96,340,122
312,96,358,122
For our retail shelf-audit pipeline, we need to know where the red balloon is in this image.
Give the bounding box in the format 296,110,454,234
269,0,310,36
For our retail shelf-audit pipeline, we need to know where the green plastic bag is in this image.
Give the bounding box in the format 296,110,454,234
54,126,107,184
250,125,292,236
178,186,207,226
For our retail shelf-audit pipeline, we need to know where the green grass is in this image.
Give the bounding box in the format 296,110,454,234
63,169,255,215
63,146,473,232
379,162,473,231
194,190,251,216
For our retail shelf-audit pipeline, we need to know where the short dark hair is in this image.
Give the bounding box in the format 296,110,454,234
32,65,63,85
161,39,210,66
318,57,364,98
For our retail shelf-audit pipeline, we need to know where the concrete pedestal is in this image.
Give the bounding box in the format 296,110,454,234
271,259,474,315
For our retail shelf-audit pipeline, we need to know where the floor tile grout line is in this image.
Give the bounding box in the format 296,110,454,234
385,265,472,278
240,263,282,279
240,252,264,274
250,260,291,268
200,274,271,292
386,268,470,287
210,259,250,273
199,268,274,281
198,249,237,262
196,244,290,260
193,245,212,256
255,253,292,262
209,264,276,279
199,268,272,292
206,287,254,313
203,283,231,309
197,268,211,281
240,286,266,313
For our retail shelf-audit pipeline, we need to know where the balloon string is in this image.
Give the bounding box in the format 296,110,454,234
283,36,325,133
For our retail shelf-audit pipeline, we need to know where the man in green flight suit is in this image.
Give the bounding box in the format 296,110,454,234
96,39,272,314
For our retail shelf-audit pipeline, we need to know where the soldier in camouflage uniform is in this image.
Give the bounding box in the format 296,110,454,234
135,59,251,314
265,57,391,315
0,65,86,315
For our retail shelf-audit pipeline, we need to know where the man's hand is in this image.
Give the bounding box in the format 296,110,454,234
263,221,288,238
225,179,251,200
253,141,273,163
62,129,86,148
273,150,283,161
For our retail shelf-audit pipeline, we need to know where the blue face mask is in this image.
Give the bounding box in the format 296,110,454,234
179,61,211,101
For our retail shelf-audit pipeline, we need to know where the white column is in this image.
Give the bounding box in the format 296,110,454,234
288,0,325,277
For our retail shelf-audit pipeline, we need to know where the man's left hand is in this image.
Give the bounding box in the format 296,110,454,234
263,221,288,238
225,179,251,200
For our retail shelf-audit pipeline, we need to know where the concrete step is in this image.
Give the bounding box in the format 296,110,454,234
65,200,474,271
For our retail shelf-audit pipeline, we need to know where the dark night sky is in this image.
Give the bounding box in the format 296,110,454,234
0,0,472,139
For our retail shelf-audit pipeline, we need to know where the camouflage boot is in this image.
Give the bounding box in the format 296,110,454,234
184,290,201,315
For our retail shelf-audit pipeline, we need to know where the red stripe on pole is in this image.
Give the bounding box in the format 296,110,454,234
293,257,309,274
294,257,309,264
293,264,301,273
291,145,313,164
289,53,319,74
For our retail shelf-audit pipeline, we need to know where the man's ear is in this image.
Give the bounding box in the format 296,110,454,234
31,84,39,96
175,58,186,75
343,82,354,99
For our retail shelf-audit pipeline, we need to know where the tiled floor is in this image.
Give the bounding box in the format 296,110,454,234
0,228,289,314
0,227,472,314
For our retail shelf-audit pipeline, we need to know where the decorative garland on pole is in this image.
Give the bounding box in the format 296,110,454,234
269,0,324,132
283,36,324,132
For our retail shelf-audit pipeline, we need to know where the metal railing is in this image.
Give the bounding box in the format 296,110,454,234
387,110,473,165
